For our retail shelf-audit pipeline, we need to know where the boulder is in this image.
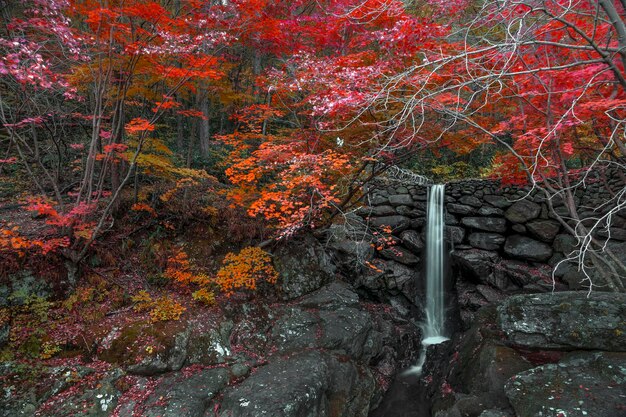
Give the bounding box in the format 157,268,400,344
497,292,626,351
484,195,512,209
492,261,551,288
554,233,578,254
447,204,476,215
597,227,626,241
468,233,505,251
400,230,424,254
369,215,411,233
477,206,503,216
458,196,482,208
219,351,378,417
445,226,466,245
504,200,541,224
503,235,553,262
379,246,420,266
505,352,626,417
388,194,414,207
273,235,336,300
461,217,507,233
526,219,560,242
358,205,397,217
452,250,500,281
142,368,230,417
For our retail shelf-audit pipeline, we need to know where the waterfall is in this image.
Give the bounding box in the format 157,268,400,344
405,184,448,375
423,183,447,342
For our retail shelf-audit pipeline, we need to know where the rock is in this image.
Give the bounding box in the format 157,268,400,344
37,369,124,417
2,271,52,307
388,194,414,207
358,205,397,217
503,235,553,262
369,194,389,206
461,217,507,233
504,200,541,223
597,227,626,241
187,321,233,365
511,224,526,233
505,352,626,417
484,195,512,208
142,368,230,417
445,213,459,225
468,233,505,251
369,215,411,233
273,235,336,300
219,351,378,417
526,219,560,242
447,204,476,215
400,230,424,253
452,250,500,281
493,261,551,288
477,206,503,216
476,285,505,304
379,246,420,266
458,196,482,207
478,410,513,417
273,282,380,361
443,226,464,245
554,233,578,254
128,326,191,375
396,205,422,218
497,292,626,351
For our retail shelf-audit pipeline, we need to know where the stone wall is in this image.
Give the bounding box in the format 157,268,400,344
327,173,626,327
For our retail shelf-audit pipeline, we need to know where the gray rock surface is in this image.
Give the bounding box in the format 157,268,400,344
497,292,626,350
504,235,553,262
505,200,541,224
505,352,626,417
461,217,507,233
273,235,336,300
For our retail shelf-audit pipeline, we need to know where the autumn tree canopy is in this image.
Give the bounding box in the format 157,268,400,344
1,0,625,286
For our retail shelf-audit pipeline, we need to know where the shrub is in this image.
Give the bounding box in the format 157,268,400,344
215,247,278,296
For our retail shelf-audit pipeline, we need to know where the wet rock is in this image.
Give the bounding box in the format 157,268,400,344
468,233,505,251
461,217,507,233
505,352,626,417
504,200,541,224
273,235,336,300
526,219,561,242
497,292,626,351
503,235,553,262
597,227,626,241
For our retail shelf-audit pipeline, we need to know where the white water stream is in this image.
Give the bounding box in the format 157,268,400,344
406,184,448,375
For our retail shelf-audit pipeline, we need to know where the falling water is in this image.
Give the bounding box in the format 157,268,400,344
405,184,448,375
423,183,447,342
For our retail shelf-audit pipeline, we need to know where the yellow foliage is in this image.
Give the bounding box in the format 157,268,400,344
131,290,186,322
215,247,278,296
149,297,186,322
192,288,216,305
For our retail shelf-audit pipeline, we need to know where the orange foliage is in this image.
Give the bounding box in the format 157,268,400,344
125,118,155,135
215,247,278,296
